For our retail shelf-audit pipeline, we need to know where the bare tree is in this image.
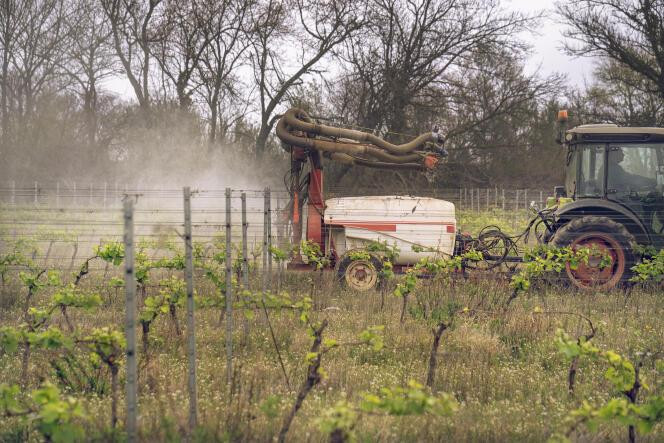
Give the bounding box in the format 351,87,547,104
440,47,565,187
63,0,118,147
0,1,29,143
101,0,164,111
573,58,664,127
558,0,664,98
12,0,72,124
152,0,211,109
249,0,365,157
197,0,252,146
334,0,535,138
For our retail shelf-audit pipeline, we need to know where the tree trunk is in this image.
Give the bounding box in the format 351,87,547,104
21,341,31,386
255,123,270,158
169,304,181,336
208,88,220,149
278,320,328,443
111,364,118,428
84,85,98,148
1,54,9,144
400,294,409,324
141,321,150,363
426,322,448,390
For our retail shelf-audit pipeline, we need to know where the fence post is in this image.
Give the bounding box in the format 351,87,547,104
11,180,15,206
470,188,474,212
89,183,93,207
263,188,269,294
34,181,38,205
495,186,498,208
267,189,272,282
524,189,528,210
458,188,462,209
56,182,60,208
464,188,467,209
104,182,108,209
515,189,519,211
123,199,138,443
477,189,480,212
502,189,505,210
241,192,249,344
183,187,197,431
225,188,233,386
73,182,77,206
486,188,489,210
115,183,119,208
539,190,543,207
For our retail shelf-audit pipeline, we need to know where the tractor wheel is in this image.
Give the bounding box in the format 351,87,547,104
550,216,636,290
336,252,382,292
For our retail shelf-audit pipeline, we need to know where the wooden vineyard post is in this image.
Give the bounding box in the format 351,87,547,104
183,187,198,430
241,192,250,343
263,188,269,296
267,188,272,282
515,189,519,212
225,188,233,386
123,198,138,442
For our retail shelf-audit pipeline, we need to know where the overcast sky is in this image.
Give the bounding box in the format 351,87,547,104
507,0,596,86
104,0,598,98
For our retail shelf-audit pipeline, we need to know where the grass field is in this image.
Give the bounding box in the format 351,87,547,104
0,208,663,442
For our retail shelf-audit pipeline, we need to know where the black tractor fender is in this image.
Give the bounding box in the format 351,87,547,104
550,198,651,245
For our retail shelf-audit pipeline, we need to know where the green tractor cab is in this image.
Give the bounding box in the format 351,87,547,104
544,118,664,289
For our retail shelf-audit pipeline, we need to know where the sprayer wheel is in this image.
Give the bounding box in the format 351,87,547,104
336,252,382,292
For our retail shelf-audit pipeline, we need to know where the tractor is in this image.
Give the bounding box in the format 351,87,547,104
275,107,664,291
541,111,664,289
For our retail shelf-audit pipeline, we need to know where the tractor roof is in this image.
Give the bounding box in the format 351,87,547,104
566,124,664,142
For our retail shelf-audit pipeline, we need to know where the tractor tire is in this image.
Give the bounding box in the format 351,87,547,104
336,251,383,292
550,216,636,290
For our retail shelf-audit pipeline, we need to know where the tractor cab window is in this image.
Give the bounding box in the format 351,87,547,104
578,145,605,197
607,143,664,235
607,144,659,195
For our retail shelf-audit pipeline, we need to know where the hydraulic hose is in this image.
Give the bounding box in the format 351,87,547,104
282,108,442,155
326,153,426,170
276,118,424,164
275,107,446,171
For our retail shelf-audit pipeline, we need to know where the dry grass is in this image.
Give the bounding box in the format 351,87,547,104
1,268,663,442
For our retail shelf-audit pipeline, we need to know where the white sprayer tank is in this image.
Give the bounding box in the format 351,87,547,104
324,196,456,265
